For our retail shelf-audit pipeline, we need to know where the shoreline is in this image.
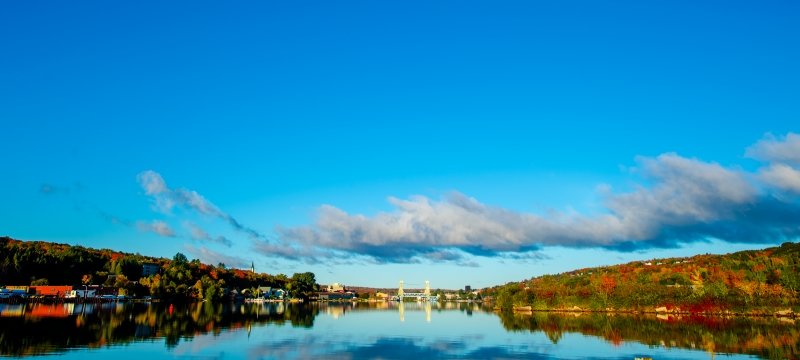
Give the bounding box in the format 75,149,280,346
503,305,798,318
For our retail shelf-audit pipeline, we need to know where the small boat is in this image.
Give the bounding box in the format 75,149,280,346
513,306,532,312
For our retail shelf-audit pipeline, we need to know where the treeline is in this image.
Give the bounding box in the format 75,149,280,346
485,242,800,312
0,237,318,301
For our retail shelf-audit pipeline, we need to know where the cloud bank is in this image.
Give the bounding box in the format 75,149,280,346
268,133,800,264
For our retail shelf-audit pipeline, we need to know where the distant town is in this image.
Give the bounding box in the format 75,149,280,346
0,236,481,304
0,278,482,305
0,275,482,304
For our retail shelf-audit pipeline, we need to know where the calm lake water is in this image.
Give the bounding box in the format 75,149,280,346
0,302,797,359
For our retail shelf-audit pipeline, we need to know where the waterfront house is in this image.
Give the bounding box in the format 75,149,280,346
66,289,97,299
0,289,29,300
255,286,287,300
4,286,30,293
31,286,73,298
273,289,286,299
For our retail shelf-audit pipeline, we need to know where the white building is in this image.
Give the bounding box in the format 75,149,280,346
66,289,96,299
326,283,345,293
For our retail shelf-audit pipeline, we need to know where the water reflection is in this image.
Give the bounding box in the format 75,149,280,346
0,302,318,356
397,301,432,322
495,310,799,359
0,302,796,359
244,336,558,360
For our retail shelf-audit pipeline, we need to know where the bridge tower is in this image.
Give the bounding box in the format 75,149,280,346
424,280,431,296
398,280,404,297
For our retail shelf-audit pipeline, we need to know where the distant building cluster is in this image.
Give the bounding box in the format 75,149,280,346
327,283,346,293
317,282,356,301
0,285,127,301
0,263,163,302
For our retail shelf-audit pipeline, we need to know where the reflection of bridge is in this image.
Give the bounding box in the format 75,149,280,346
397,280,438,302
398,301,432,322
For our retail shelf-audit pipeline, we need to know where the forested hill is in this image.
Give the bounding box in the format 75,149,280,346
1,236,165,285
484,242,800,312
0,236,316,301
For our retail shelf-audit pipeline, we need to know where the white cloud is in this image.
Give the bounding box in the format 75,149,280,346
137,220,176,237
185,221,210,240
760,163,800,194
746,132,800,165
137,171,175,212
183,221,234,247
136,170,263,239
184,244,248,269
137,170,168,195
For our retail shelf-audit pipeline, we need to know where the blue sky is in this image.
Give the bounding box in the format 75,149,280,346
1,1,799,289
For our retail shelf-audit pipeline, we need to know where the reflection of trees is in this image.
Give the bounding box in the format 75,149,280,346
0,302,319,356
497,311,800,359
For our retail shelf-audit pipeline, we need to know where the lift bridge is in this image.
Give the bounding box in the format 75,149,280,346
397,280,438,302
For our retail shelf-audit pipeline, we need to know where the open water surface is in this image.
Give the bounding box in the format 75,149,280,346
0,302,796,359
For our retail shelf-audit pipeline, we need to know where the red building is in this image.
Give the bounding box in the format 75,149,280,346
30,286,73,297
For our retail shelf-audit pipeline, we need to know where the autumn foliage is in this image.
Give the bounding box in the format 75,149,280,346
0,236,292,301
485,242,800,312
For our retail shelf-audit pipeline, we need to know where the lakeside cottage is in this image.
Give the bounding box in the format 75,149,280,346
255,287,287,300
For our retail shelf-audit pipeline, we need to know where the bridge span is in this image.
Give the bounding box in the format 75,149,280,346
397,280,438,302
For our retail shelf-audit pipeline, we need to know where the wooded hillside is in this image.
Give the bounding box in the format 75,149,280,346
485,242,800,312
0,236,311,301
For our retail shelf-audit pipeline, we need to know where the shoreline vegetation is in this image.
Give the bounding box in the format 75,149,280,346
2,235,799,318
0,236,317,302
506,305,797,318
485,242,800,319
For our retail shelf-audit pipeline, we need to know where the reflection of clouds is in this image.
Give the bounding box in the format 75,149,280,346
243,336,576,360
173,329,239,356
247,335,333,360
243,334,555,360
427,338,467,353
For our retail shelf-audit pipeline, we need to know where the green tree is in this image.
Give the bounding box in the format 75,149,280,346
289,272,318,300
119,257,143,279
173,253,188,266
